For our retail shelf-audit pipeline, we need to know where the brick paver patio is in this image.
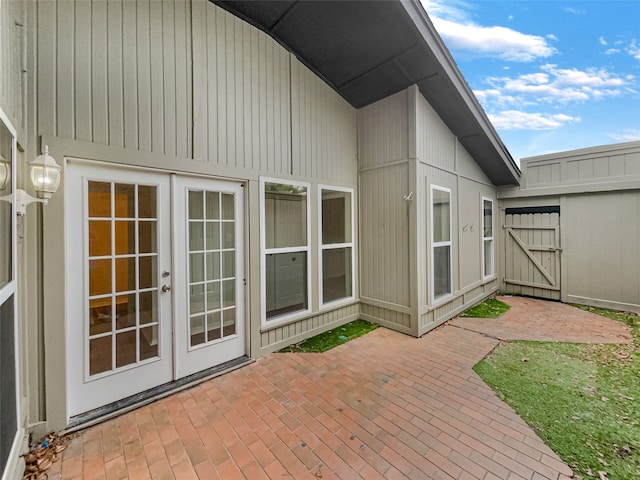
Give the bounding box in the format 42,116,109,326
48,297,631,479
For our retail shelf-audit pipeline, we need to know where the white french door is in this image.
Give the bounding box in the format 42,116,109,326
173,177,245,379
66,163,245,417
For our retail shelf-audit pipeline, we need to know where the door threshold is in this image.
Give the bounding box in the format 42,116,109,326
65,356,254,433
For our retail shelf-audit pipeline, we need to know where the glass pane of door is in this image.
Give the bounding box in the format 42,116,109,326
87,181,160,376
188,190,237,348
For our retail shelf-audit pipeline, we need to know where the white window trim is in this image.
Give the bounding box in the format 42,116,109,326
260,177,312,329
481,196,495,281
318,185,356,309
0,109,23,479
430,185,453,305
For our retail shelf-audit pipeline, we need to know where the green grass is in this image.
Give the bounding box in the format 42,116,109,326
474,307,640,479
278,319,378,353
460,297,510,318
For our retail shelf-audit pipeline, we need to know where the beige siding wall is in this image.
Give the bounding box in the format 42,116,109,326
415,93,455,172
259,303,360,353
499,142,640,313
35,0,357,184
507,141,640,194
357,86,499,335
357,90,408,168
31,0,359,429
37,0,193,157
564,191,640,313
291,58,358,184
192,1,289,172
0,0,25,133
415,91,498,317
359,163,412,309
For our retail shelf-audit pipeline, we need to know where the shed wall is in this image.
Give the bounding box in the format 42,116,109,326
564,191,640,313
499,141,640,314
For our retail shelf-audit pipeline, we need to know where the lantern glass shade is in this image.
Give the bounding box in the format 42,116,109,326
29,145,61,199
0,157,9,191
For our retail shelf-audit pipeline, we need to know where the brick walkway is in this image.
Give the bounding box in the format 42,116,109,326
451,296,632,343
48,298,631,479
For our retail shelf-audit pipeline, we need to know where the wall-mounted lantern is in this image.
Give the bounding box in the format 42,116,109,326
0,144,62,215
0,153,10,191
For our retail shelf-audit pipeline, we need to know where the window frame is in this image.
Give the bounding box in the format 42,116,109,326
260,177,312,329
482,196,495,280
318,185,356,309
0,109,20,472
430,184,453,305
0,112,16,300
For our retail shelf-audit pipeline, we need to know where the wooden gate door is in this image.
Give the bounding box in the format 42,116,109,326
504,206,561,300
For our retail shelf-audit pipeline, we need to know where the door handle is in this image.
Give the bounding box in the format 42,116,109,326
162,284,171,293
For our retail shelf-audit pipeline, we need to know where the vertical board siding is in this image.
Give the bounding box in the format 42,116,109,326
416,93,455,171
291,58,357,184
37,0,192,156
359,163,411,307
565,192,640,307
360,304,411,328
193,2,291,173
455,142,493,185
522,144,640,188
260,304,359,349
0,0,25,131
458,178,482,289
357,90,408,169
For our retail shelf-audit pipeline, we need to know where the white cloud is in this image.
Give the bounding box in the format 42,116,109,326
420,0,557,62
629,40,640,60
430,17,556,62
420,0,472,23
563,6,586,15
599,36,608,46
608,129,640,142
488,111,580,130
477,65,631,106
605,48,621,55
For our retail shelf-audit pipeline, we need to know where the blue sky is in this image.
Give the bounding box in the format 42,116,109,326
421,0,640,164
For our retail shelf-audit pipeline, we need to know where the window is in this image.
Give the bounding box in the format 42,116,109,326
0,121,14,288
320,187,354,305
431,186,452,302
262,180,310,323
482,197,494,278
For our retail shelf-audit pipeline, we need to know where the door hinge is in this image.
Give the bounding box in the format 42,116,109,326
243,278,247,286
